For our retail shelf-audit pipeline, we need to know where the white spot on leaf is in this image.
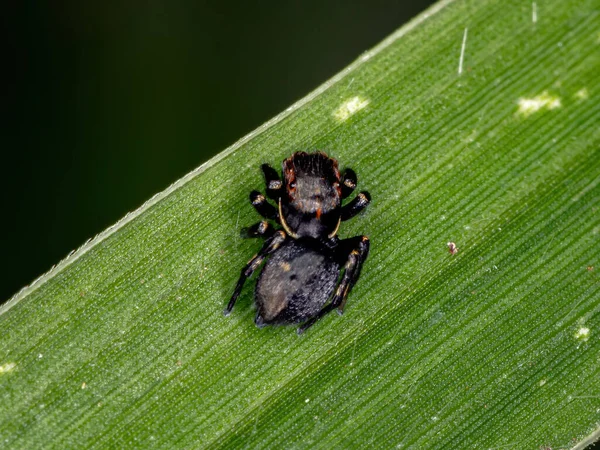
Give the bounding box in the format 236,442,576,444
574,88,589,101
517,91,561,117
575,327,590,341
0,363,16,374
334,96,369,121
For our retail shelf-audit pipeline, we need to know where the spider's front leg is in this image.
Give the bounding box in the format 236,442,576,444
341,191,371,221
247,163,285,222
225,230,287,316
249,190,278,220
341,168,357,199
297,235,370,334
339,167,370,221
261,164,284,200
242,220,275,239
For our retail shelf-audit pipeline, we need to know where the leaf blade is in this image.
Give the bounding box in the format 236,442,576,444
1,0,599,448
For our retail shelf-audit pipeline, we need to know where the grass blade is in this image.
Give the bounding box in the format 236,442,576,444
1,0,599,448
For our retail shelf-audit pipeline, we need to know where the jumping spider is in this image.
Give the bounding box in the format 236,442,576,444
224,151,371,334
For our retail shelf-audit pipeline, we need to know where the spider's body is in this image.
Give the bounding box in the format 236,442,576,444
225,151,370,334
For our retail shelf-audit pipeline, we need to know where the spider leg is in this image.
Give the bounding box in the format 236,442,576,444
333,236,370,313
225,231,287,315
341,168,357,199
262,164,284,200
341,191,371,221
250,190,278,220
297,235,370,334
241,220,275,239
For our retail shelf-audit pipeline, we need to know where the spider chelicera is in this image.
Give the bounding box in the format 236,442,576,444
224,151,370,334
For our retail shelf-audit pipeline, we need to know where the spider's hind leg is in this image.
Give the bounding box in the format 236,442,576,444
225,231,287,315
297,235,370,334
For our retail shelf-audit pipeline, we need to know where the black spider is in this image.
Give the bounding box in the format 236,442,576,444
224,151,371,334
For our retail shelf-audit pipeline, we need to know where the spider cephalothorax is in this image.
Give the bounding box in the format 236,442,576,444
225,151,371,334
280,152,343,239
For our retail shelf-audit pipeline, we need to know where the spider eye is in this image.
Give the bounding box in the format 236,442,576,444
289,182,296,189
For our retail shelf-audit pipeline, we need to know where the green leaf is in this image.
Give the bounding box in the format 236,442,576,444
2,0,599,448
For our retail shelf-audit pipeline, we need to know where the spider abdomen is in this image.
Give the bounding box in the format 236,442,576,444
255,239,339,325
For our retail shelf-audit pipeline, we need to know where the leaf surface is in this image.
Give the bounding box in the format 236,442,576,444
1,0,599,448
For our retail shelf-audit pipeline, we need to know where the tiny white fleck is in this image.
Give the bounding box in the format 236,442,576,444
82,382,87,389
431,416,439,421
38,354,43,359
574,88,589,100
575,327,590,341
0,363,16,374
334,96,370,121
532,2,537,23
539,379,547,386
458,27,468,75
305,398,310,403
517,91,561,117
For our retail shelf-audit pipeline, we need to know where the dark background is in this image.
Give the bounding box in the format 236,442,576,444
2,0,436,302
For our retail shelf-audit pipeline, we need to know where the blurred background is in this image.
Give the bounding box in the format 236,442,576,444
2,1,438,302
